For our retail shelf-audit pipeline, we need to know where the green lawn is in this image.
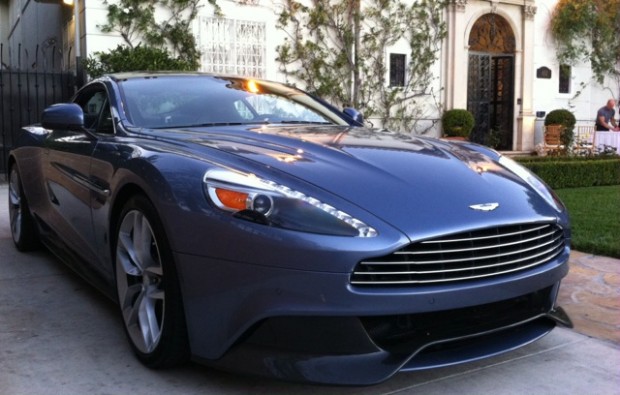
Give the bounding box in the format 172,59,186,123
555,185,620,258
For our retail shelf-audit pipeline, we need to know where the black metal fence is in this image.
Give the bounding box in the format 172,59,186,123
1,44,78,176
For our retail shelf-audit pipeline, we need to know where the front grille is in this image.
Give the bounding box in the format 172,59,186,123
351,223,565,285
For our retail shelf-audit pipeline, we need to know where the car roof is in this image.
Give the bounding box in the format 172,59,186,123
105,71,253,82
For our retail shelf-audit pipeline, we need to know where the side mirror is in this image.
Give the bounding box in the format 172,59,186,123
41,103,84,131
343,107,364,126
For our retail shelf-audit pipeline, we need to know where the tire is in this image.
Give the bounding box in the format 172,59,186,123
8,165,40,251
114,195,190,368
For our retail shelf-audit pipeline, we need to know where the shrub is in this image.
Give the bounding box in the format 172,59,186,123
516,156,620,189
83,45,198,79
441,109,475,138
544,109,576,149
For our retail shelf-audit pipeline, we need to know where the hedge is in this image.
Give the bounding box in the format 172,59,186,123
515,156,620,189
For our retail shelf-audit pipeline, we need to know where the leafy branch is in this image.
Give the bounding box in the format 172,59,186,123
276,0,447,132
550,0,620,85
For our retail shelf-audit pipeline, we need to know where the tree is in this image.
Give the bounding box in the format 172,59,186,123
550,0,620,86
84,0,217,78
276,0,447,132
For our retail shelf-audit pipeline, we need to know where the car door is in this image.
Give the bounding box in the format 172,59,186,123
41,84,110,269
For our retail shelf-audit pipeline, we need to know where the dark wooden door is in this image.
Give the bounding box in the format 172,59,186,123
467,53,514,150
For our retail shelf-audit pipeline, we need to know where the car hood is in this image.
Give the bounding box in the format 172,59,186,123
149,125,560,239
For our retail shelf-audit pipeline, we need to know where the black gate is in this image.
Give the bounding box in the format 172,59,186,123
467,53,514,150
1,44,77,176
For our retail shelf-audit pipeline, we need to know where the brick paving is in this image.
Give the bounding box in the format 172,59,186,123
557,250,620,344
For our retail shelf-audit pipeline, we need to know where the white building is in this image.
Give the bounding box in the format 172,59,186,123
1,0,618,151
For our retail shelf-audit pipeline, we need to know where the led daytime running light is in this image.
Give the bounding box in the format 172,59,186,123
258,180,378,238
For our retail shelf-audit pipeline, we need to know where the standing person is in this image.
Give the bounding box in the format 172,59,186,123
595,99,620,131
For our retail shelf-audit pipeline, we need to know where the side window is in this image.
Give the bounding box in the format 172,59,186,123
97,103,114,134
74,87,114,134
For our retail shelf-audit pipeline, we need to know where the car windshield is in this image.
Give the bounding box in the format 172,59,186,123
118,75,349,129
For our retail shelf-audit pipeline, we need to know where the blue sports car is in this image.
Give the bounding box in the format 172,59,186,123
7,73,572,385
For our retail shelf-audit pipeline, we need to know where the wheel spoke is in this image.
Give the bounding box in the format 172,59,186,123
8,170,22,242
134,213,149,266
138,286,163,351
117,230,142,276
120,283,144,327
8,181,20,206
144,265,163,277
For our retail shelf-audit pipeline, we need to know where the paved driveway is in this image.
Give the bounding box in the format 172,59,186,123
0,183,618,394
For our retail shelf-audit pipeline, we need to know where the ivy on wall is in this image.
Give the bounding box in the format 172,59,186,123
276,0,447,132
550,0,620,86
84,0,219,78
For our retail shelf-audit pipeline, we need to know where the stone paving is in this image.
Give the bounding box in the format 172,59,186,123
557,250,620,344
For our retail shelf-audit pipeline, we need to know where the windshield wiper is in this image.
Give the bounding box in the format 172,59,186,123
151,120,331,129
154,121,267,129
273,120,333,125
188,122,246,127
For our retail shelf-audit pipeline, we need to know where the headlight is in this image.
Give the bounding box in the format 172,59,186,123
203,169,377,237
498,156,564,212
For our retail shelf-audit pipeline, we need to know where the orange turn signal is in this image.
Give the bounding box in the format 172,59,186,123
215,188,248,210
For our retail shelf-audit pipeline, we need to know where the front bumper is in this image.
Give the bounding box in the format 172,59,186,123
175,247,571,385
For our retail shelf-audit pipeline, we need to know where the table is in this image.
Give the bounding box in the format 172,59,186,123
596,132,620,154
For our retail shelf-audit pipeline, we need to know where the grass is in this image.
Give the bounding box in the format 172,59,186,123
555,185,620,258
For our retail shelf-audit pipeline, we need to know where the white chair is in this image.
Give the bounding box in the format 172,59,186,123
573,125,596,155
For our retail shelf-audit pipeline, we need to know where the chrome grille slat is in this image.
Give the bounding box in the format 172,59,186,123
418,224,549,244
351,223,566,286
364,232,563,265
394,227,560,256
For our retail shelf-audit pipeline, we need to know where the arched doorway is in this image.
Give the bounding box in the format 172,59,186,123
467,14,516,150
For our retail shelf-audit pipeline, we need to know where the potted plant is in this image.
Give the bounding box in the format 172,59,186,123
544,109,576,153
442,109,475,140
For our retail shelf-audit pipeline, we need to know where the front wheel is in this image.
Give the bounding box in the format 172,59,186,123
8,165,39,251
114,195,190,368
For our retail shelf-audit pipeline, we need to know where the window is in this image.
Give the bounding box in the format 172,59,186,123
197,17,266,78
559,64,571,94
74,87,114,134
389,54,406,87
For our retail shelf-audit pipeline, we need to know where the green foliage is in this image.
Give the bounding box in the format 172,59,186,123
544,108,577,149
550,0,620,85
441,109,474,138
555,185,620,258
516,156,620,189
544,109,576,127
82,45,197,78
276,0,447,132
484,125,502,149
84,0,213,77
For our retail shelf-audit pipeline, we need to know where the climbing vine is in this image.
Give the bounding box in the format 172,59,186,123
84,0,220,77
550,0,620,86
276,0,447,132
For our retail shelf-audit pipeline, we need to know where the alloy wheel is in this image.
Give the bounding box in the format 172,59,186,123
115,209,165,354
